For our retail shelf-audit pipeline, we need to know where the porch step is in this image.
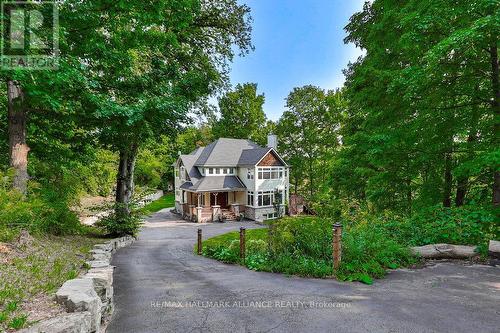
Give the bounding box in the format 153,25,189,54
221,209,237,221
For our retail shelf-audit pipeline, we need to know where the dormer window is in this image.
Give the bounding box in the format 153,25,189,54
180,166,186,181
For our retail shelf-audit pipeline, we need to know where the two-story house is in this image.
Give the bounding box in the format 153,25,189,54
173,136,289,222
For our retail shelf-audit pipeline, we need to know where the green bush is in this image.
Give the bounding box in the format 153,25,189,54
0,170,83,237
337,225,415,284
267,216,414,282
370,205,498,247
200,217,415,284
95,204,142,237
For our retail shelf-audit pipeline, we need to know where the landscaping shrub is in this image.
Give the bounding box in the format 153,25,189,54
95,205,143,237
200,217,415,283
267,216,414,282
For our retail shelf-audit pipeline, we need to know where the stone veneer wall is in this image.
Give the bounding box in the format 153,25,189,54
253,207,279,222
20,236,135,333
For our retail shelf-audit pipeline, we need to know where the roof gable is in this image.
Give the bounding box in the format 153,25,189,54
257,150,285,166
194,138,260,166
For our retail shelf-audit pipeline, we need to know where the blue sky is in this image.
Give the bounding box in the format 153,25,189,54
228,0,366,121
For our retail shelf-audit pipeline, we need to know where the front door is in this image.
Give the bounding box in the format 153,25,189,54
211,192,228,208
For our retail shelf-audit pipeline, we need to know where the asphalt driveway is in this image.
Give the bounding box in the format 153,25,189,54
107,209,500,333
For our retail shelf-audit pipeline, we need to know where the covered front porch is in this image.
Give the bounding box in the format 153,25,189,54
180,190,246,222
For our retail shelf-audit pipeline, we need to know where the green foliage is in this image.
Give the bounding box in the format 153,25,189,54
338,225,415,284
276,87,344,199
95,204,142,237
335,0,500,213
76,149,117,197
212,83,271,145
200,217,415,283
176,125,214,154
200,229,268,264
8,314,27,329
0,170,83,237
135,136,176,190
375,205,498,247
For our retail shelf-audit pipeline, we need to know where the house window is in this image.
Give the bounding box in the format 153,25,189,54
247,191,254,206
247,168,254,180
230,168,234,174
216,168,220,175
208,168,213,175
257,167,284,180
174,168,179,178
264,212,278,220
257,191,273,207
285,169,288,177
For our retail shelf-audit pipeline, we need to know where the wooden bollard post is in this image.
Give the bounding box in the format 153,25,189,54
332,223,342,270
197,228,202,255
240,227,246,263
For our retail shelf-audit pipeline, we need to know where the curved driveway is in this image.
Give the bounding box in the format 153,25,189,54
107,209,500,333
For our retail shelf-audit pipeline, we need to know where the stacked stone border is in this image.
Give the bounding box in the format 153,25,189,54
20,236,135,333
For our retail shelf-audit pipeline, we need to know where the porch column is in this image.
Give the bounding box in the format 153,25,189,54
231,203,240,216
189,204,195,221
212,205,221,222
196,206,203,223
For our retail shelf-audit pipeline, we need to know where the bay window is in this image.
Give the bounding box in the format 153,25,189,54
257,191,273,207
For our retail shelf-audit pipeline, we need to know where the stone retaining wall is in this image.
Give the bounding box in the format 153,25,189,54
20,236,135,333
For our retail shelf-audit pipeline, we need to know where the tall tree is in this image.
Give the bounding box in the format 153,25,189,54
341,0,499,213
277,86,341,200
212,83,268,145
63,0,253,224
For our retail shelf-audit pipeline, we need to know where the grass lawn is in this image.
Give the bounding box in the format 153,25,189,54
141,193,175,215
0,232,102,331
201,228,268,251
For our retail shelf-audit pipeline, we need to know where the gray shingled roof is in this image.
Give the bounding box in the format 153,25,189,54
194,138,260,167
191,176,246,192
176,138,287,192
179,182,193,190
238,147,272,166
179,147,205,184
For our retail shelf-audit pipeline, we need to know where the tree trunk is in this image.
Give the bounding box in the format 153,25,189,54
115,143,138,219
406,177,412,216
308,158,314,199
456,99,479,207
411,244,478,259
7,80,29,195
490,41,500,207
443,152,452,207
